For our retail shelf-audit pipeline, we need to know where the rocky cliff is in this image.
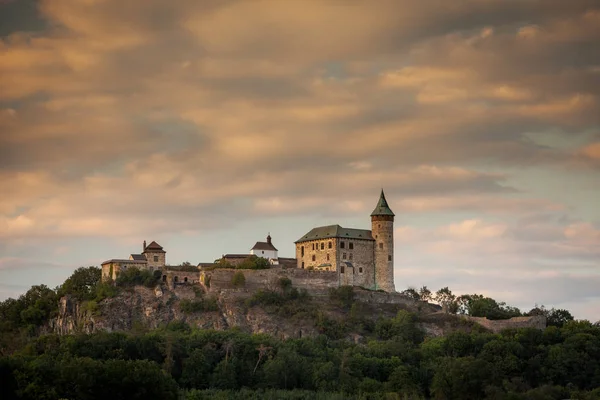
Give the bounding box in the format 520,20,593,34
47,283,545,339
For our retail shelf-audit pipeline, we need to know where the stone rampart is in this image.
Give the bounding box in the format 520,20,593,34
201,268,339,295
464,315,547,333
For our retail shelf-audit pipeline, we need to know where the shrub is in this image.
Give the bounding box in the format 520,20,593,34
231,272,246,288
116,268,159,288
328,286,354,309
180,298,219,314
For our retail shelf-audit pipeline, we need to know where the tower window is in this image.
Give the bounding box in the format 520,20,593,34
328,241,332,249
326,254,330,261
342,253,346,260
312,243,315,250
153,256,159,262
349,243,354,250
301,246,304,257
359,267,363,273
312,255,316,261
340,266,345,273
321,242,324,250
340,242,345,249
379,243,383,250
349,253,353,260
388,255,392,261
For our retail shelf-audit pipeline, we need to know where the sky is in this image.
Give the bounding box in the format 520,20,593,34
1,0,599,321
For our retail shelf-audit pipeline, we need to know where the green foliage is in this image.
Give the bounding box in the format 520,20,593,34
231,271,246,288
211,255,271,270
116,267,160,288
57,267,102,301
457,294,522,320
180,298,219,313
328,286,355,309
0,320,599,399
246,288,313,319
166,264,199,272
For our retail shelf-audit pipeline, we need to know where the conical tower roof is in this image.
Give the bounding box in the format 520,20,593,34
370,189,395,217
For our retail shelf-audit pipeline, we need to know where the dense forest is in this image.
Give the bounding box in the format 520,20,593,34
1,267,599,399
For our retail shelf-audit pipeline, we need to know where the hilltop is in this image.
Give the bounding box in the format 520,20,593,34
1,266,599,400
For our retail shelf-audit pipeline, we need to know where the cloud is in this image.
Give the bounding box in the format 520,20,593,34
0,0,598,320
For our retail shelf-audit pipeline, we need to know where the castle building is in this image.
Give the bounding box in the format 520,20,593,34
250,234,278,260
101,240,166,281
294,190,396,292
216,234,288,267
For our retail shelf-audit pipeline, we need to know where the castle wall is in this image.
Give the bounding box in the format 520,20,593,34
343,239,374,288
372,216,395,292
464,315,547,333
201,268,339,295
144,251,166,268
296,238,339,271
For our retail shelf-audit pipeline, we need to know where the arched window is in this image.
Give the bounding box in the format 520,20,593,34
326,254,330,261
184,277,188,283
328,241,332,249
320,242,324,250
359,267,363,273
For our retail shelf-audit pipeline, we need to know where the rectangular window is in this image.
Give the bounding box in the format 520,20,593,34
302,262,305,269
340,242,345,249
326,254,330,261
312,255,316,261
349,253,353,260
388,255,392,261
379,243,383,250
153,256,158,262
321,242,324,250
340,266,345,273
312,243,315,250
301,246,304,257
328,241,332,249
342,253,346,259
349,242,354,250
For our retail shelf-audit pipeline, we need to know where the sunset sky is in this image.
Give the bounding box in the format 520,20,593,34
1,0,599,320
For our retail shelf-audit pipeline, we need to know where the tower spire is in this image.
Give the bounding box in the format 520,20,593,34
370,189,395,217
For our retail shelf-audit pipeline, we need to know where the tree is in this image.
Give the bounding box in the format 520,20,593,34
231,272,246,288
58,267,101,301
401,287,420,301
435,287,457,313
419,285,432,302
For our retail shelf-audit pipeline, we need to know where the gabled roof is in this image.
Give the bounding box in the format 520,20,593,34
143,241,166,253
370,189,395,217
222,254,251,259
101,259,147,265
295,224,374,243
251,241,278,251
130,254,146,261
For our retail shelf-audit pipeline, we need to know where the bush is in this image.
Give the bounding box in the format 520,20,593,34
231,272,246,288
180,298,219,313
328,286,354,309
116,268,159,288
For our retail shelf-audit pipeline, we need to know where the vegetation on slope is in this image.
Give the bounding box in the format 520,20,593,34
1,267,599,399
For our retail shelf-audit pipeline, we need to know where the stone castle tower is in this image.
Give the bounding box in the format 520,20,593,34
371,190,395,292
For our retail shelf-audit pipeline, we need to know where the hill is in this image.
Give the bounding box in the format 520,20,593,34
1,266,599,399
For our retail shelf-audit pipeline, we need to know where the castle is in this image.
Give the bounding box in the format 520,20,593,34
101,240,166,281
295,190,395,292
102,190,396,293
